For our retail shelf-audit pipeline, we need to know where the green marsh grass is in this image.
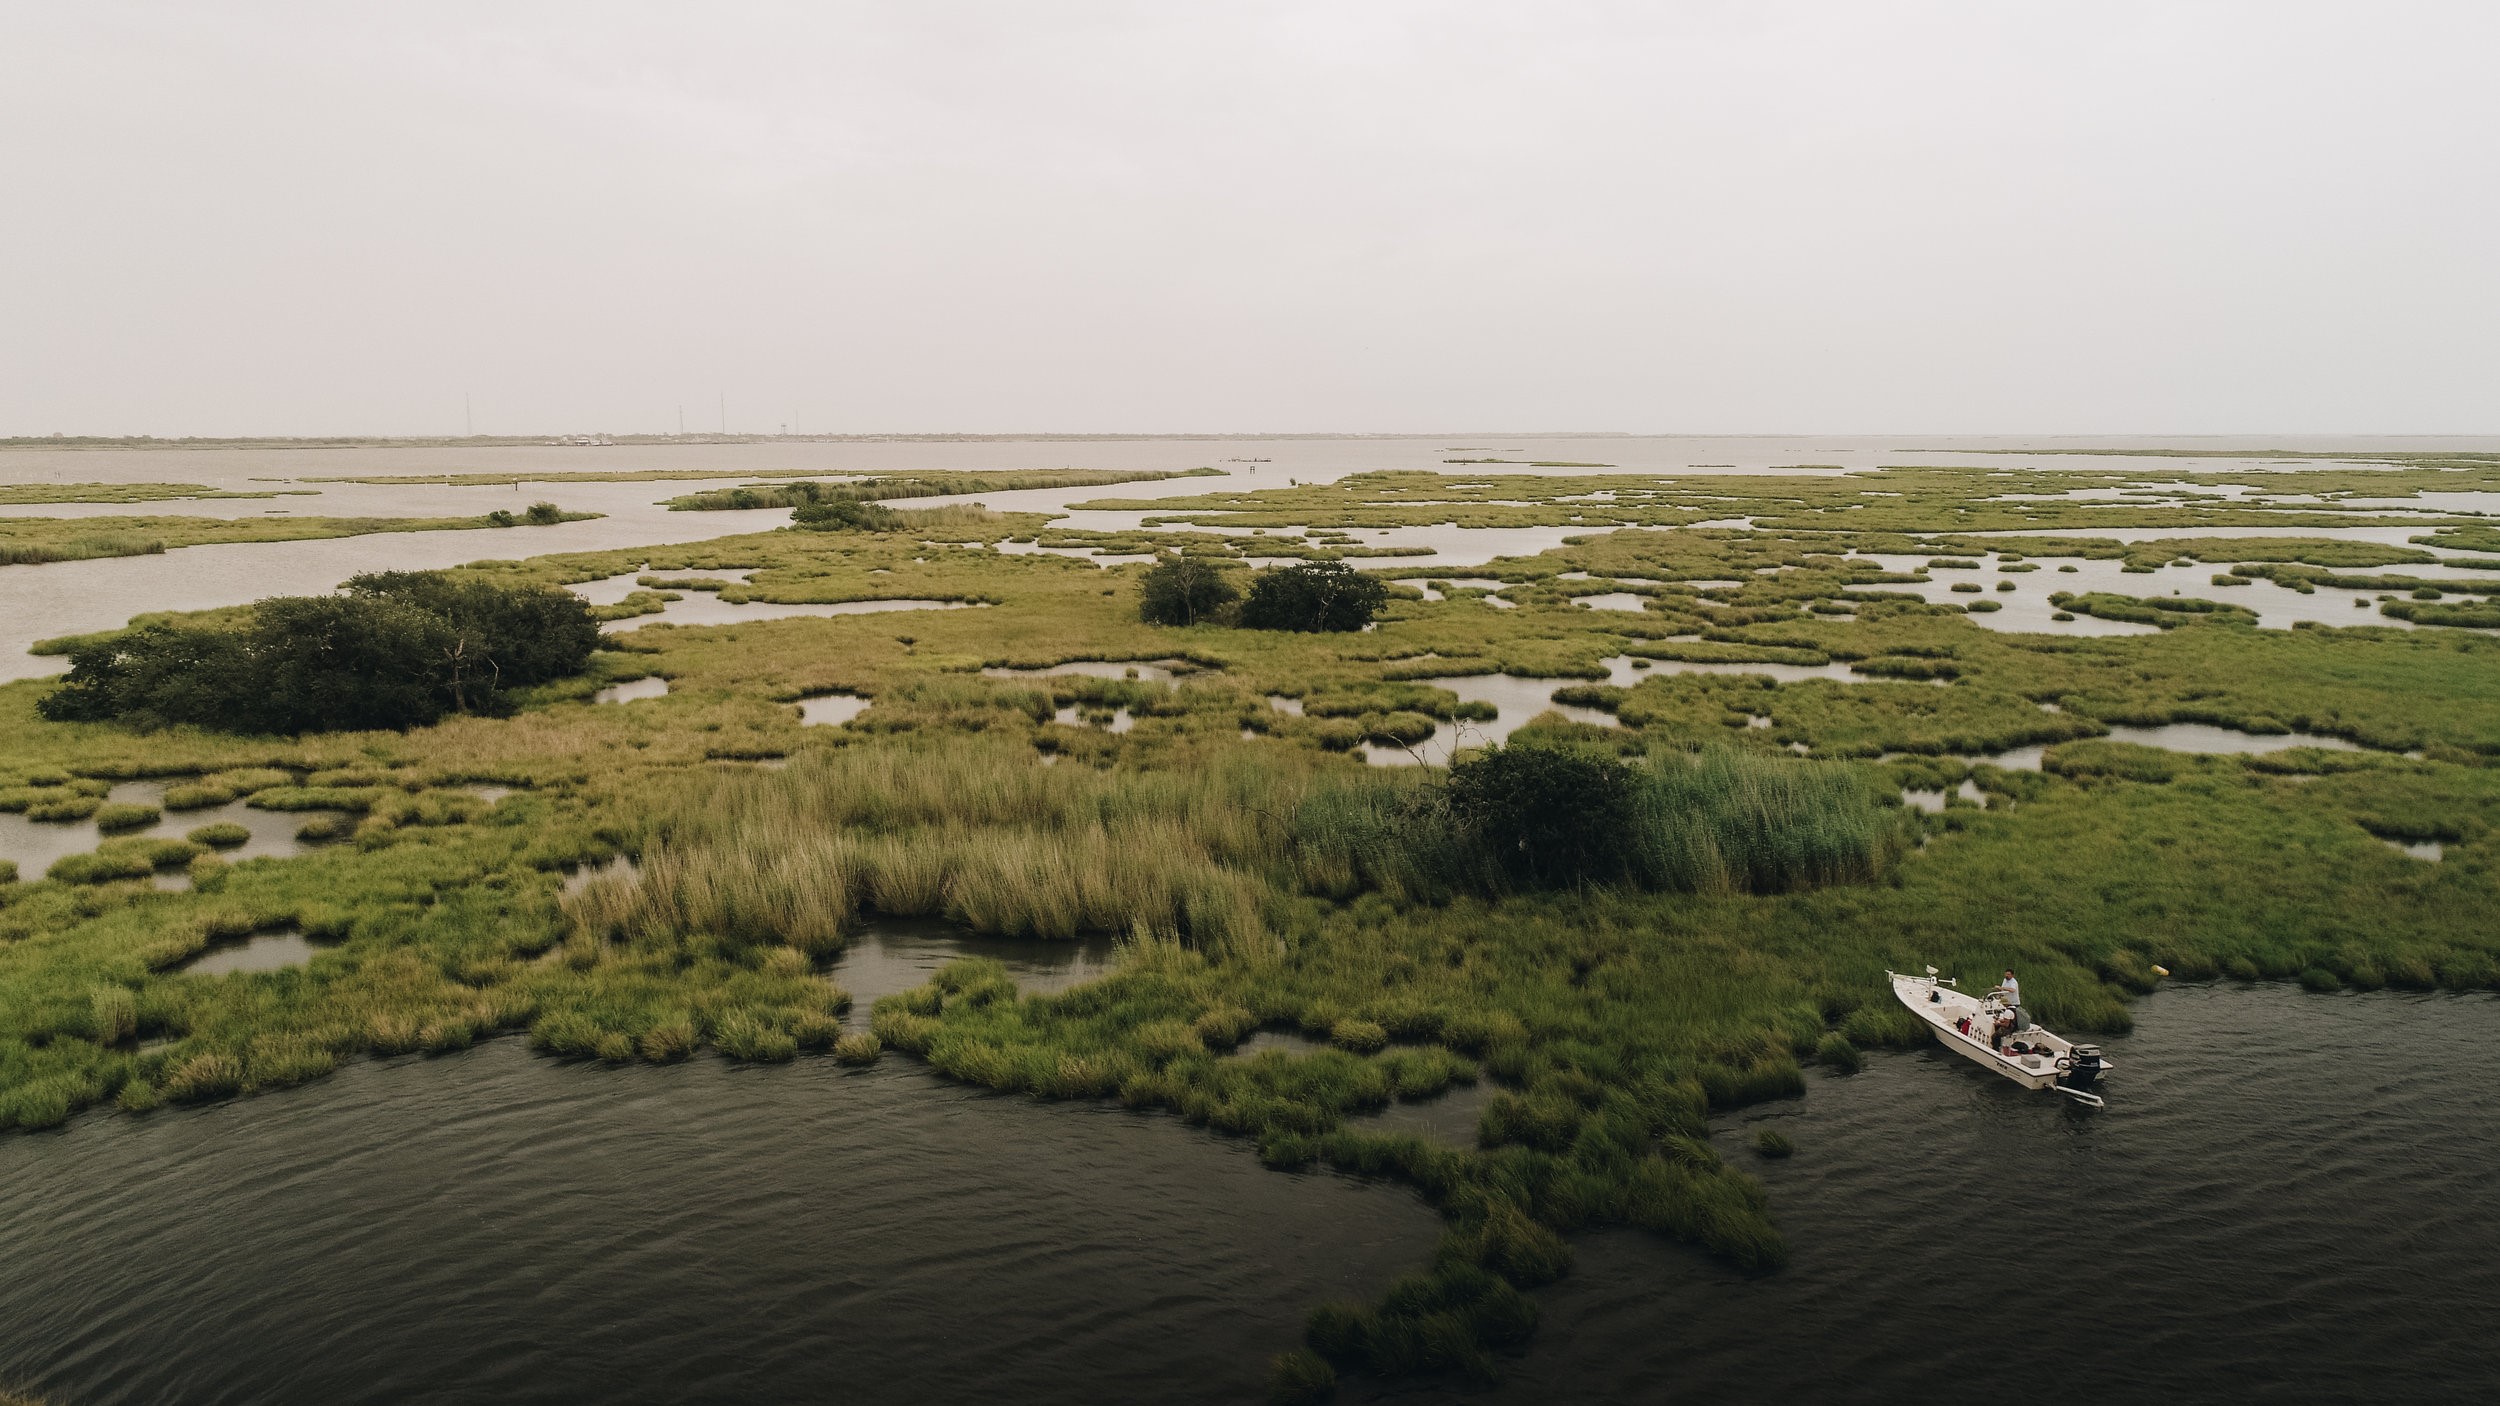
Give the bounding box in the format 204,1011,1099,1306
4,457,2500,1390
91,802,160,833
0,510,602,566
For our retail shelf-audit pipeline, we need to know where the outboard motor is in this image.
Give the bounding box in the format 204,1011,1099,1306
2058,1044,2106,1091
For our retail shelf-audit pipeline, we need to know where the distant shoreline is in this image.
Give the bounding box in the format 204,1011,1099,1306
0,432,1641,452
6,431,2496,455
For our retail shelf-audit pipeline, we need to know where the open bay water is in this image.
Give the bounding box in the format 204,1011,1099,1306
2,982,2494,1402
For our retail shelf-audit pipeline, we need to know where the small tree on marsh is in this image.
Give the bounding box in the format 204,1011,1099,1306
1137,557,1239,626
1238,560,1385,633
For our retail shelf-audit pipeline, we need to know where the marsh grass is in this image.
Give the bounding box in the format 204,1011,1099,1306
4,458,2500,1392
91,802,161,833
0,510,602,565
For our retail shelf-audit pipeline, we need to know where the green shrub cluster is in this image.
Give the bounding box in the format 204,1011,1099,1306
1137,557,1240,626
1297,741,1901,899
37,571,599,733
1240,561,1387,633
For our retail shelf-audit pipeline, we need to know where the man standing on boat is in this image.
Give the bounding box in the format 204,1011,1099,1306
1996,969,2024,1035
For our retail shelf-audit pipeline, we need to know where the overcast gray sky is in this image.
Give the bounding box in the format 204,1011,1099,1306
3,2,2494,437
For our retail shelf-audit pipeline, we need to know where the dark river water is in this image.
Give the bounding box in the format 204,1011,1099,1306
3,977,2496,1404
1442,983,2500,1405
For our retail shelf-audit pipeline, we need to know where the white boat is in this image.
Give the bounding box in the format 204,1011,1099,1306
1889,967,2113,1107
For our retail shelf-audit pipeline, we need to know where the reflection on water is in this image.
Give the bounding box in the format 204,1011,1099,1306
1392,577,1507,602
0,1038,1440,1406
178,928,318,976
1599,653,1923,687
981,659,1189,681
1358,674,1623,766
1443,985,2500,1404
2103,722,2360,755
1901,781,1986,813
795,694,869,726
0,780,342,880
593,677,669,704
570,569,984,635
1352,1081,1492,1148
825,919,1121,1026
1051,705,1135,734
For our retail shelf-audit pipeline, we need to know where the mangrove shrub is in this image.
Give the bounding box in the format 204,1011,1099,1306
1137,557,1240,626
37,570,599,734
1239,561,1386,633
792,497,906,532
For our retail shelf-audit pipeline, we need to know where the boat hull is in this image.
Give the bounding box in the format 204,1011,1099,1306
1889,970,2110,1098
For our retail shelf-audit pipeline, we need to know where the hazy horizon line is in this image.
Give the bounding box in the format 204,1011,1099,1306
5,430,2498,452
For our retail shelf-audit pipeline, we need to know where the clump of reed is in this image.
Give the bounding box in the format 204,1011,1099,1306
88,986,138,1044
23,794,101,823
1329,1019,1388,1054
1290,742,1902,901
1754,1128,1795,1158
91,802,162,833
564,741,1299,954
47,837,201,884
0,533,167,565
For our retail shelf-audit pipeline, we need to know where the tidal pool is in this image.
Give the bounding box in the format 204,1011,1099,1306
0,780,343,880
1597,654,1935,687
1919,722,2369,774
593,677,669,704
1051,705,1135,733
575,569,983,634
1900,781,1986,813
177,927,320,976
794,693,870,726
1358,673,1620,767
824,918,1121,1024
1351,1080,1493,1148
981,659,1191,681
